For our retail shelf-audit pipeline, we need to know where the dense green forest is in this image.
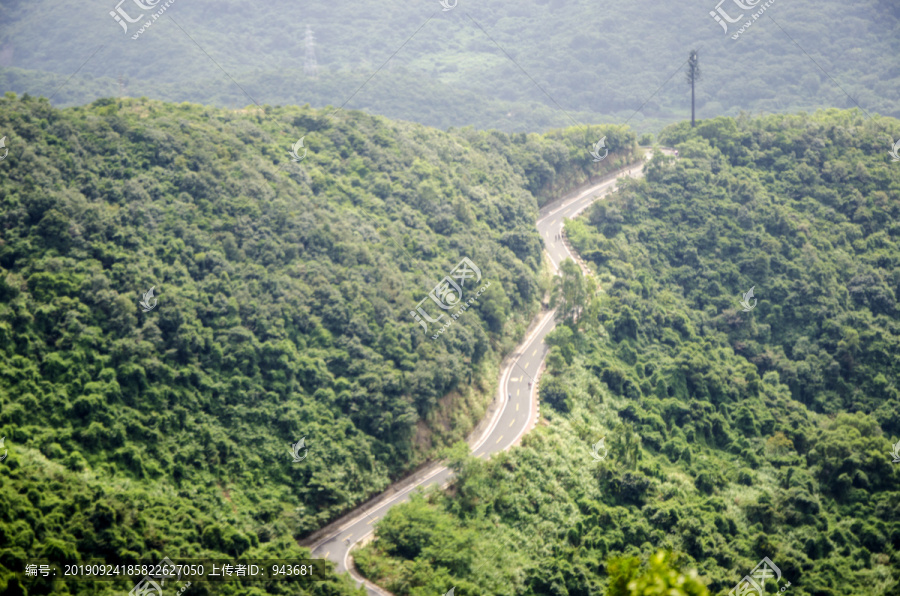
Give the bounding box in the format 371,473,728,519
1,0,898,132
354,110,900,595
0,91,637,594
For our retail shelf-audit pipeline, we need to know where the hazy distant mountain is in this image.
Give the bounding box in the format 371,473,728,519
2,0,899,132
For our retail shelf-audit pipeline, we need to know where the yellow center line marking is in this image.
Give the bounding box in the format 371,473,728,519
524,362,530,369
516,402,519,411
509,418,515,427
532,348,538,356
324,551,330,559
496,435,504,444
517,388,520,396
367,517,378,525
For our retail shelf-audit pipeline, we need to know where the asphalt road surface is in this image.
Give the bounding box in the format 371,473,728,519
306,150,664,595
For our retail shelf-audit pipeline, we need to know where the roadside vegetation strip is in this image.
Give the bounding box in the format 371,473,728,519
3,97,640,596
339,156,649,593
348,114,900,595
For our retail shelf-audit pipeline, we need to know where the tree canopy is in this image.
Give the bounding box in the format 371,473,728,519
354,109,900,595
0,91,637,594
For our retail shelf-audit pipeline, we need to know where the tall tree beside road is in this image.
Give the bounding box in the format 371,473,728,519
551,259,590,326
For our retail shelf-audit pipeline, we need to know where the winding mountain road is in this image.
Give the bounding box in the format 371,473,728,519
303,149,665,595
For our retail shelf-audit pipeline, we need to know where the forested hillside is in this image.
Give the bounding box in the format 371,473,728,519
0,92,637,594
1,0,898,132
354,110,900,595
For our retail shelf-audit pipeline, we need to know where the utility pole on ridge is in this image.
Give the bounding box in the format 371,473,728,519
304,26,319,79
686,49,701,127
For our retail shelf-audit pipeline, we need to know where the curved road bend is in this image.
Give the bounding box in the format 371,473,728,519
307,150,664,595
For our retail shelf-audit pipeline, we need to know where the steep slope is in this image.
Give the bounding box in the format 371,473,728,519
0,92,636,593
353,110,900,596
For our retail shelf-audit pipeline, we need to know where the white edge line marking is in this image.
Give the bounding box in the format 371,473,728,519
311,463,449,551
473,309,556,454
318,158,652,584
342,529,392,596
510,352,548,448
543,178,617,219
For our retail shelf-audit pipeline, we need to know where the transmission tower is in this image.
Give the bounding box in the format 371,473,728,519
304,26,318,79
685,49,701,128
